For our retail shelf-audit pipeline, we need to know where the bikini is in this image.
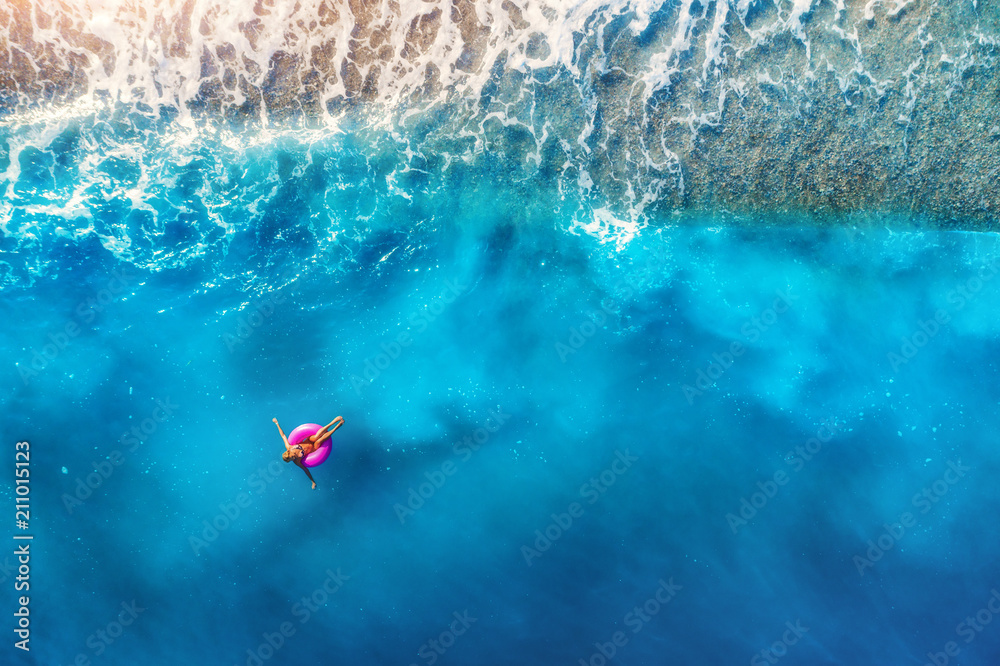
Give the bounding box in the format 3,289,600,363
296,438,320,454
293,433,324,457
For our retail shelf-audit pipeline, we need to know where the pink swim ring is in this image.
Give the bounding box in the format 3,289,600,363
285,423,333,468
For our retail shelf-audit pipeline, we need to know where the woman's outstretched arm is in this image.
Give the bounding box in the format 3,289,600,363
296,459,317,489
273,418,290,448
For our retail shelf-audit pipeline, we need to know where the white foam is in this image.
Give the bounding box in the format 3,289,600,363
570,206,642,250
0,0,996,275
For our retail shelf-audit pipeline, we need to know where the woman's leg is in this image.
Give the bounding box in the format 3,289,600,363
307,416,344,445
320,416,344,432
313,416,344,445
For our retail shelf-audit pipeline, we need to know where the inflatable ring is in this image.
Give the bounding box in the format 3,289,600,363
286,423,333,468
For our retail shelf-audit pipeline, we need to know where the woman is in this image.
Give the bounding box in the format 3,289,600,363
273,416,344,489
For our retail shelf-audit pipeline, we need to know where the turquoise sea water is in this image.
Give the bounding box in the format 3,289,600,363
4,152,1000,664
2,2,1000,665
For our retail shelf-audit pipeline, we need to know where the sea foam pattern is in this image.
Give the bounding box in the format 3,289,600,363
1,0,998,292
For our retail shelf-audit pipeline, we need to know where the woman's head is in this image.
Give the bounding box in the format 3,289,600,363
282,448,300,463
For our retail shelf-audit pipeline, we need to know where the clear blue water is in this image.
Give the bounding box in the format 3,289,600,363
1,4,1000,663
4,139,1000,665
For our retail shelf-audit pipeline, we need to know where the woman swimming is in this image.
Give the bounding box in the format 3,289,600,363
273,416,344,489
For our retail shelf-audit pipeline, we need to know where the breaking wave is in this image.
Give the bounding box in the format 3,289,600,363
1,0,998,288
